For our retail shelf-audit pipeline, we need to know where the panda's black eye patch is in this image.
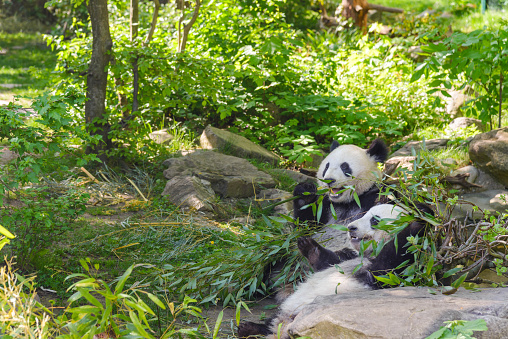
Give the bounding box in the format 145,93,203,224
340,162,352,177
322,162,330,177
370,216,380,228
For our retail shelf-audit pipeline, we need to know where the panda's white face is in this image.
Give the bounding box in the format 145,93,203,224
347,204,406,252
317,144,381,203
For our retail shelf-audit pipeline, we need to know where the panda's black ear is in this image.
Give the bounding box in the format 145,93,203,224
330,140,340,152
366,139,388,163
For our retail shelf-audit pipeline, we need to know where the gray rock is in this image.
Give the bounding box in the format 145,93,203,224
474,169,505,191
200,125,279,164
312,226,351,253
257,189,293,216
384,156,416,176
448,117,485,132
0,146,17,166
161,176,215,211
452,189,508,219
445,90,468,119
148,129,174,144
287,287,508,339
163,150,275,198
451,165,479,184
469,128,508,187
390,139,449,158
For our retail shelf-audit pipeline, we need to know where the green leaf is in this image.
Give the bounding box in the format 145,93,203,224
114,264,134,295
451,272,468,289
442,267,463,279
0,224,15,239
212,310,223,339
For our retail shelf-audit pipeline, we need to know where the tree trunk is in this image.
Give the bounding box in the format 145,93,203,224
85,0,113,161
339,0,403,33
131,0,139,115
341,0,369,32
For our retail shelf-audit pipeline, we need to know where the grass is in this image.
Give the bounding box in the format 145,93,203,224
0,31,57,107
375,0,507,32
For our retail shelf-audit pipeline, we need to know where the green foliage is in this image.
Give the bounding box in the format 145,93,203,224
45,0,448,163
427,319,488,339
153,215,312,307
58,259,208,338
1,187,89,270
412,27,508,127
0,259,55,337
0,32,58,106
0,94,99,195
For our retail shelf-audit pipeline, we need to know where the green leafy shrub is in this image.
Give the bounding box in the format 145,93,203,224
412,27,508,127
0,94,98,196
46,0,446,163
427,319,488,339
1,188,89,270
57,259,210,338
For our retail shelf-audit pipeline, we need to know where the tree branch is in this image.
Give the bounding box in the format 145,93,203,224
143,0,160,47
178,0,201,52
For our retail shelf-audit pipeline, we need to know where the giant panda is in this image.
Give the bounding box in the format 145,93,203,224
294,139,390,227
238,204,432,339
293,139,390,253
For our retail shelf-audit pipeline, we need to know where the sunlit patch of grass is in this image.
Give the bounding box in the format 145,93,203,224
452,8,508,32
429,146,471,172
0,31,58,106
373,0,435,14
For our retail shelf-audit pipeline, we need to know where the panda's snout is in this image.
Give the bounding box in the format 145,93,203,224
323,178,336,187
348,224,358,232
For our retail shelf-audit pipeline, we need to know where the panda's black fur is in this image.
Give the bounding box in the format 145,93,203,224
293,139,390,227
238,204,433,339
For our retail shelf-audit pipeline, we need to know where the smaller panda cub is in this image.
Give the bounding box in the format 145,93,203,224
237,204,431,339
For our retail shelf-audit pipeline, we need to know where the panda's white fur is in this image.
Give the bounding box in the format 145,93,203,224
348,204,406,253
293,139,389,228
239,204,415,339
317,144,382,204
277,204,406,318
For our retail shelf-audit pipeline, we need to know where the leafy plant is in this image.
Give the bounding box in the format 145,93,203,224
0,95,99,197
1,187,89,270
412,27,508,128
0,259,56,338
427,319,488,339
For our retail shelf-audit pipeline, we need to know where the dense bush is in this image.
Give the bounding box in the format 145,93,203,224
1,188,89,270
47,0,446,164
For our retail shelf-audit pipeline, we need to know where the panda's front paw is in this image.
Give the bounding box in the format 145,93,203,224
297,237,320,259
293,182,317,207
298,237,341,272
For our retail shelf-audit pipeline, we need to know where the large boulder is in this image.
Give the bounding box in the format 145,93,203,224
469,128,508,187
163,150,275,198
286,287,508,339
200,125,279,164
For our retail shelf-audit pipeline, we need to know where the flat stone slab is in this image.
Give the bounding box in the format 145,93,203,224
161,175,215,211
163,150,275,198
200,125,279,164
287,287,508,339
390,139,449,158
